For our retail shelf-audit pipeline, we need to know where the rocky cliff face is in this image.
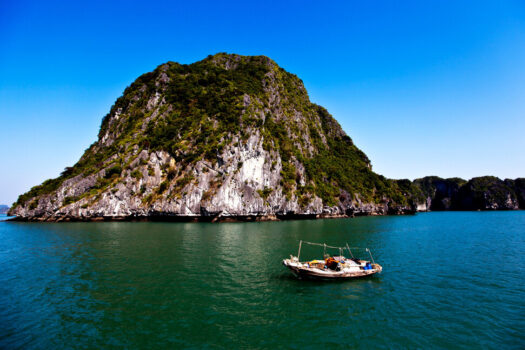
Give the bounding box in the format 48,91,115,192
412,177,465,210
514,178,525,208
9,53,417,222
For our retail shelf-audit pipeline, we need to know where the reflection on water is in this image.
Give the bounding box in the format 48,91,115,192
1,212,524,348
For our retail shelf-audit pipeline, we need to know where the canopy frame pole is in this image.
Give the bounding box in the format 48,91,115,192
323,244,326,258
346,243,354,258
298,240,302,261
367,248,375,264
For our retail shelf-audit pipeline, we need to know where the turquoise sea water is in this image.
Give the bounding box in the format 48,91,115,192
1,212,524,349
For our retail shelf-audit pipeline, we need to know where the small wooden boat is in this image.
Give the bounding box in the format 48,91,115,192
282,240,382,280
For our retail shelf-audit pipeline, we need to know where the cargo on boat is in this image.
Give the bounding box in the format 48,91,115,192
282,240,382,280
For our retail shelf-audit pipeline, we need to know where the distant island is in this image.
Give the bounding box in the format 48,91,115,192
8,54,525,222
0,205,9,215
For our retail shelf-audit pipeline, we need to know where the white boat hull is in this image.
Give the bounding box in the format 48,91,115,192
283,259,382,280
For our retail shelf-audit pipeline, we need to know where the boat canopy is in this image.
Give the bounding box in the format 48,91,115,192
297,240,375,264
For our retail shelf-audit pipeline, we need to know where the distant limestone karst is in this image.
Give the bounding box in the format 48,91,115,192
0,205,9,215
7,54,524,222
414,176,525,211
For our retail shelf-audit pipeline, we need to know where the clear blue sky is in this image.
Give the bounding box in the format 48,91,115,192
1,0,524,205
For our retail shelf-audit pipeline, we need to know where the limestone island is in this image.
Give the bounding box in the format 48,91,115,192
8,54,525,222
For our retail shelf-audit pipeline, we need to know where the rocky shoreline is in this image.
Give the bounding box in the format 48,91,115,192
8,206,523,223
6,210,415,223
